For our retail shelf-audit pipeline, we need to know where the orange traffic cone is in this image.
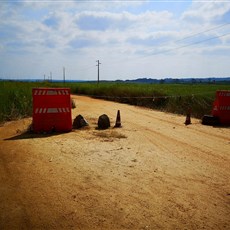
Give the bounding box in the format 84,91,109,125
185,109,191,125
114,110,121,128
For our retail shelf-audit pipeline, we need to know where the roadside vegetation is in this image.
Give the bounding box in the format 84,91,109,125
73,82,229,119
0,80,229,123
0,81,51,123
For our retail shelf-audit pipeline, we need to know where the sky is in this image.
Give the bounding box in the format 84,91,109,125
0,0,230,81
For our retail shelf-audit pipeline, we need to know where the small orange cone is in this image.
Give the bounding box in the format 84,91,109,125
185,109,191,125
114,110,121,128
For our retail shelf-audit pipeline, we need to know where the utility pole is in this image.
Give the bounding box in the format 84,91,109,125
63,67,65,83
50,72,52,82
44,74,45,81
96,60,101,84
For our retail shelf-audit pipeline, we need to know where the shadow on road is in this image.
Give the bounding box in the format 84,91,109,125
4,131,68,141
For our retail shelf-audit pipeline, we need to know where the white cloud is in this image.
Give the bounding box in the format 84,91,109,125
0,1,230,80
181,1,230,24
74,10,173,33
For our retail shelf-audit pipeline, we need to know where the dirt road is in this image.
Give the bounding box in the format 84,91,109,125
0,95,230,230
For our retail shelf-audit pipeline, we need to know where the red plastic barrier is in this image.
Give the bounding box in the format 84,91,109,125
32,88,72,132
212,90,230,125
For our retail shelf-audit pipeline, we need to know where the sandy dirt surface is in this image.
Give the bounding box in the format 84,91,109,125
0,95,230,230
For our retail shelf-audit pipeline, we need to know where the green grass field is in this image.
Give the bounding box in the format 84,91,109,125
0,81,229,123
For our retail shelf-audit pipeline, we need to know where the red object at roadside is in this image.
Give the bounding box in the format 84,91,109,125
212,90,230,125
32,88,72,133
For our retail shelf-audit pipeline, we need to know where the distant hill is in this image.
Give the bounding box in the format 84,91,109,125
123,77,230,84
1,77,230,84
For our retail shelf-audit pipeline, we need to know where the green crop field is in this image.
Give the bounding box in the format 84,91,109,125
0,80,229,123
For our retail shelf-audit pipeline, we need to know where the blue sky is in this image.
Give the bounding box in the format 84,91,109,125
0,0,230,81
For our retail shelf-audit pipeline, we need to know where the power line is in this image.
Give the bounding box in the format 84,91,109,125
146,32,230,57
175,22,230,42
141,22,230,56
76,22,230,76
105,22,230,68
123,22,229,58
